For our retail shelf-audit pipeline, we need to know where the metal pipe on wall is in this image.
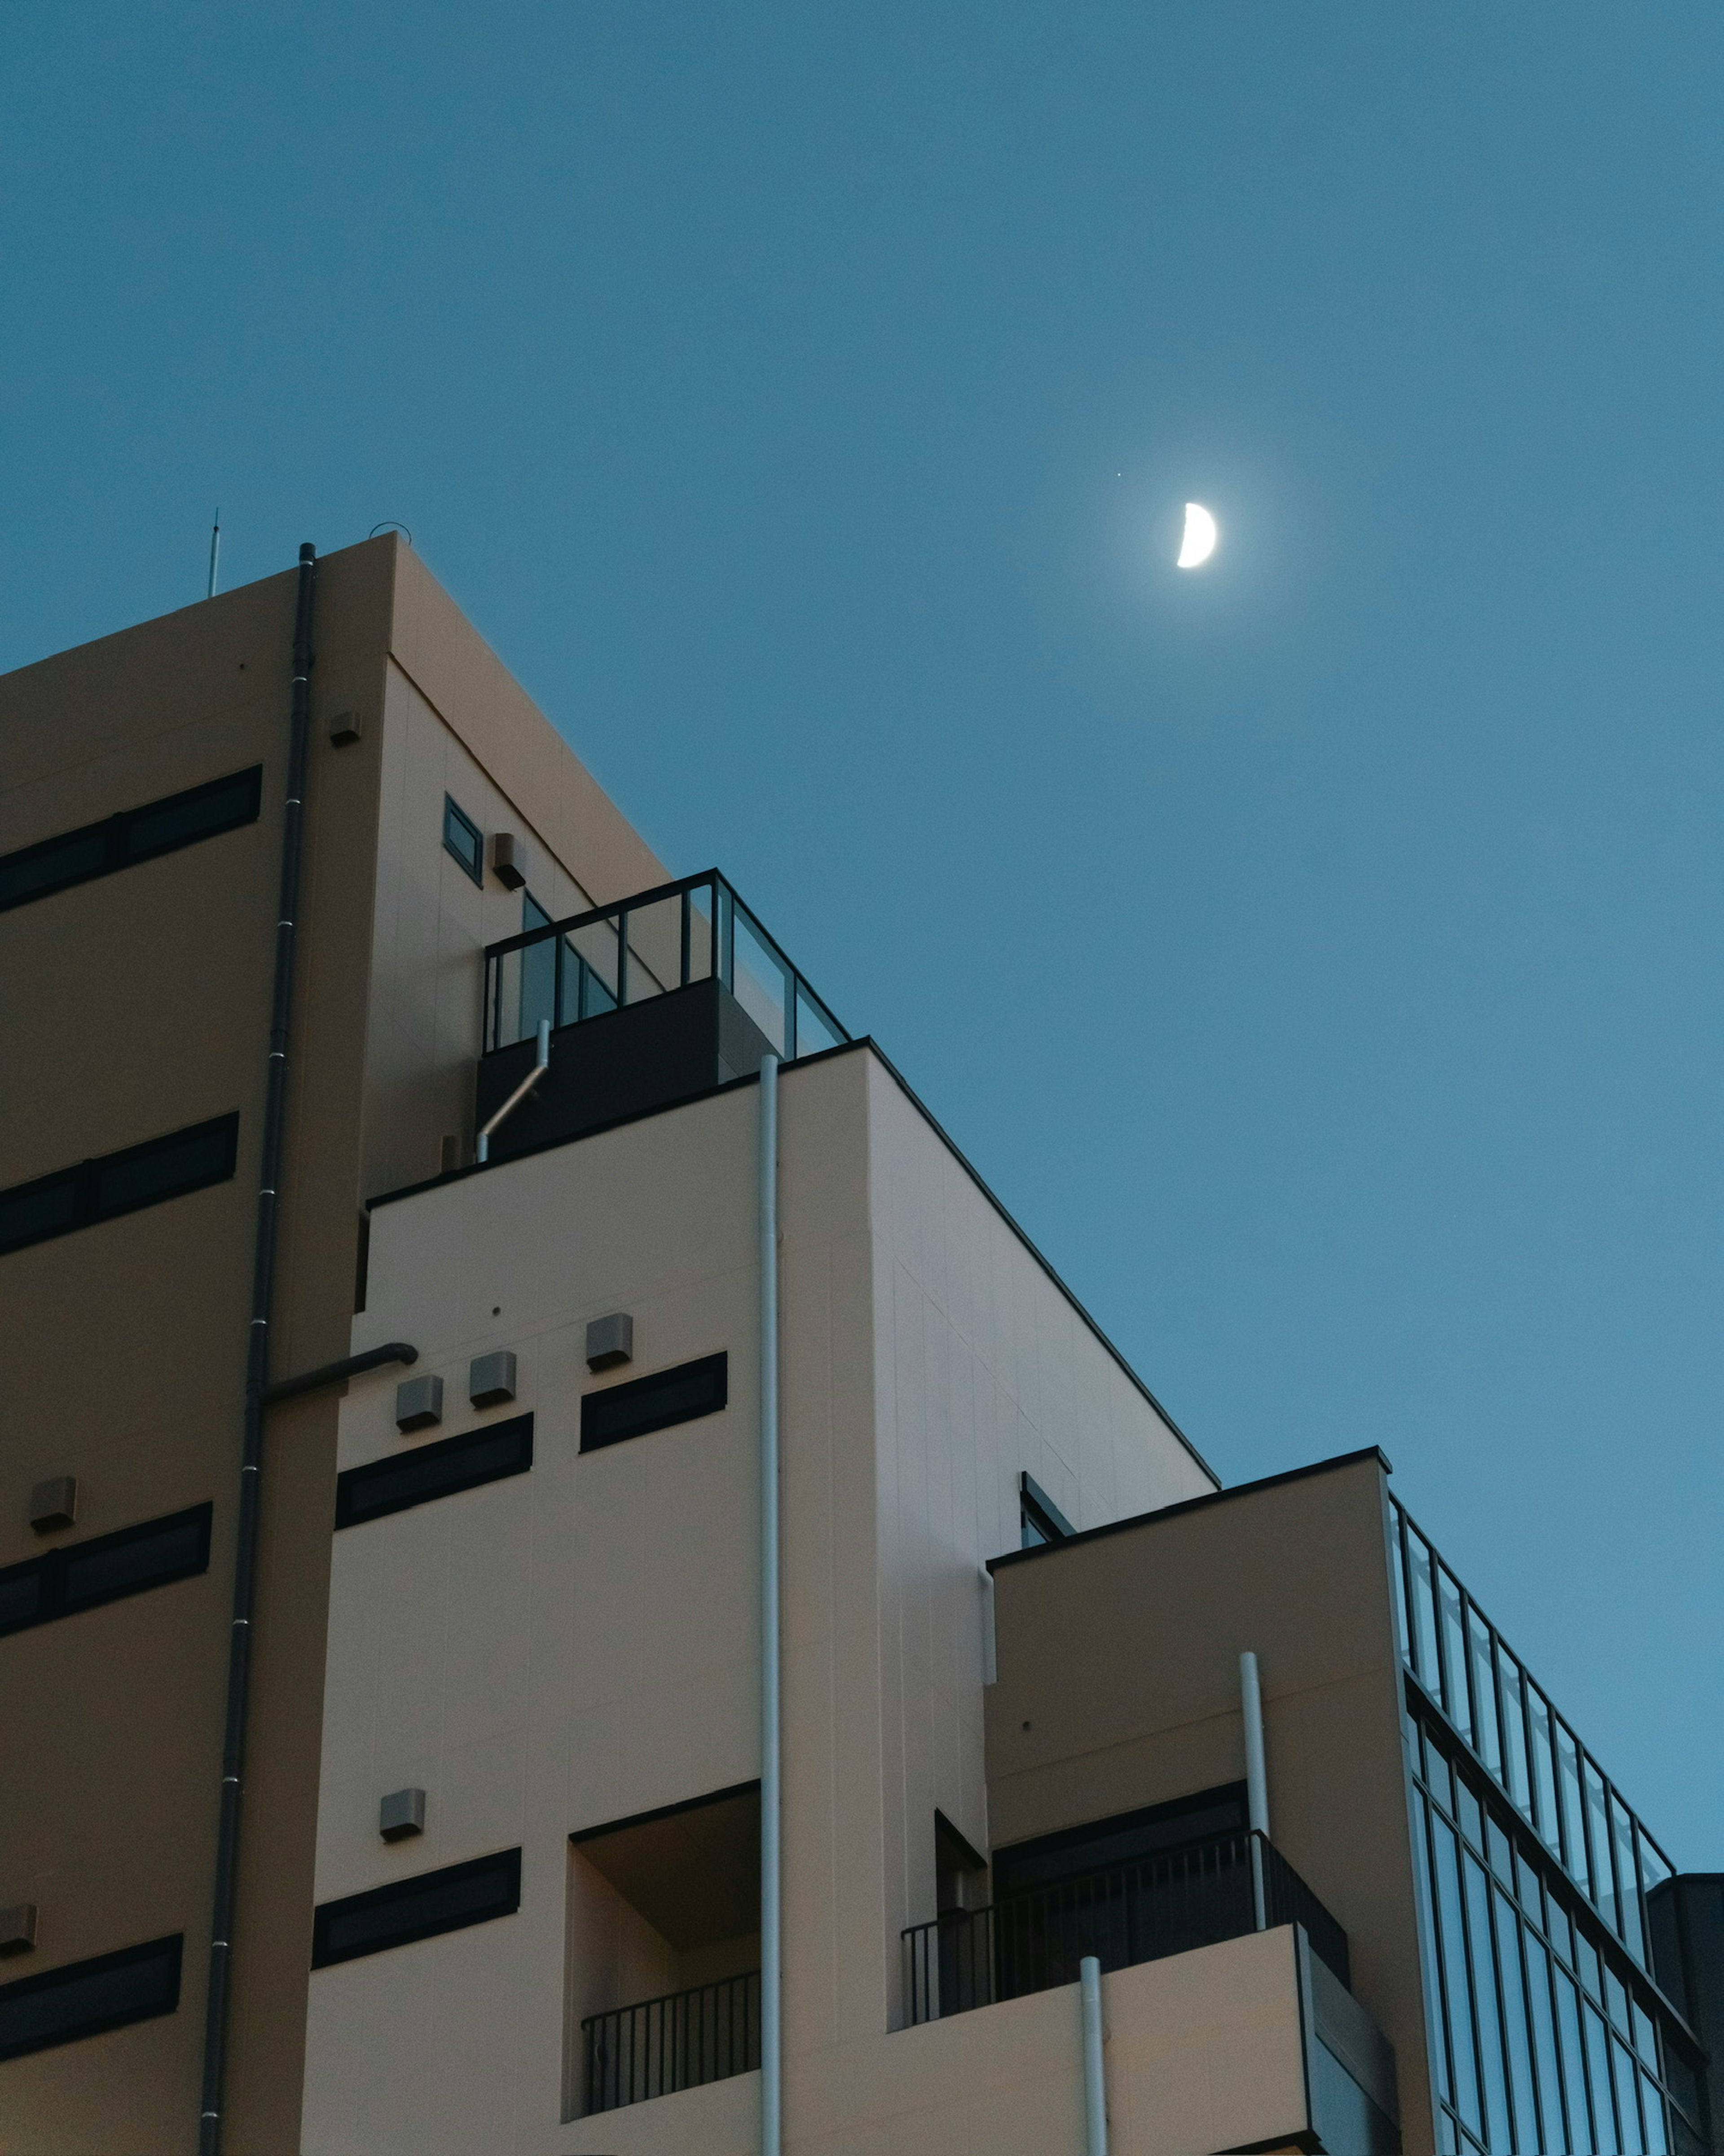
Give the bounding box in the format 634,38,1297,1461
758,1052,783,2156
198,544,317,2156
1080,1954,1108,2156
475,1017,551,1162
1240,1649,1270,1836
1240,1649,1270,1933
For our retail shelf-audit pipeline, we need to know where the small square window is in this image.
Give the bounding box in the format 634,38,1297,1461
443,797,484,884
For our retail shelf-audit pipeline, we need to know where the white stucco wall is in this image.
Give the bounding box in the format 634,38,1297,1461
302,1043,1216,2154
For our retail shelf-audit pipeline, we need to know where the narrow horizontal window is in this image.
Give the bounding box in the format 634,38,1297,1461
0,767,262,914
312,1849,521,1968
334,1414,533,1530
580,1353,728,1454
0,1934,182,2061
443,796,484,885
0,1114,239,1258
0,1505,212,1640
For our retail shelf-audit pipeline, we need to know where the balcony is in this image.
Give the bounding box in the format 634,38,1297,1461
581,1968,760,2114
902,1829,1350,2026
477,870,847,1163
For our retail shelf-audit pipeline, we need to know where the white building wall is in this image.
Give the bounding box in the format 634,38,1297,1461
858,1052,1214,2031
302,1043,1216,2155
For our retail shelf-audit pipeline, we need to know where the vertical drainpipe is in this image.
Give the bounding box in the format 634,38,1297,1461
1079,1954,1108,2156
199,544,317,2156
758,1053,783,2156
1240,1649,1270,1931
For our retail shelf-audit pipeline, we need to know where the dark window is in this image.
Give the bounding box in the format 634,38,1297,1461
0,1505,212,1640
443,796,484,884
0,1935,182,2062
0,1115,239,1259
991,1783,1250,1899
580,1353,728,1454
1019,1472,1073,1549
312,1848,521,1968
0,767,262,914
334,1415,533,1530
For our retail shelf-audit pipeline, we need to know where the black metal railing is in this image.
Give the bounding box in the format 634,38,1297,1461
483,869,847,1062
902,1831,1349,2026
581,1968,761,2114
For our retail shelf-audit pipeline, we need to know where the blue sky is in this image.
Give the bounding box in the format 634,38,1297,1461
5,4,1719,1860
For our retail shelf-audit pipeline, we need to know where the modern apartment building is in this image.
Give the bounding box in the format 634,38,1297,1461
0,535,1717,2156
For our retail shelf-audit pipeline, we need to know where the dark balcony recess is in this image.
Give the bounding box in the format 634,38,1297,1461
902,1830,1349,2026
582,1969,760,2114
476,871,846,1164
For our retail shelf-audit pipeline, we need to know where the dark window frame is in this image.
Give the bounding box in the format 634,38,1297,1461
311,1848,521,1968
334,1415,534,1530
579,1353,729,1455
1019,1472,1074,1549
0,1934,183,2062
0,1114,240,1260
0,1504,213,1640
0,767,263,915
443,795,484,885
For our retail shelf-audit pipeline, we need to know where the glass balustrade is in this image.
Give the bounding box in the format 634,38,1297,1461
483,870,846,1063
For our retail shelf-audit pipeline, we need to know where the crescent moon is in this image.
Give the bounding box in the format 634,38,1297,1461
1177,503,1218,569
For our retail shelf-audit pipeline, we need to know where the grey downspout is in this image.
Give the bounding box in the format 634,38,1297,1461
199,543,317,2156
1080,1954,1108,2156
1240,1649,1270,1931
758,1053,782,2156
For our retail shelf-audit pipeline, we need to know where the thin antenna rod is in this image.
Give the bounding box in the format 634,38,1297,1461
207,511,221,600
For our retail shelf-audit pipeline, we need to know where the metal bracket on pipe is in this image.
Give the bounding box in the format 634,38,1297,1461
475,1018,551,1164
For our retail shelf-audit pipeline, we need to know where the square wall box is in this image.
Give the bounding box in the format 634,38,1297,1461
379,1789,426,1842
0,1905,37,1956
29,1476,78,1533
586,1314,633,1372
490,833,527,890
469,1351,516,1409
395,1376,443,1433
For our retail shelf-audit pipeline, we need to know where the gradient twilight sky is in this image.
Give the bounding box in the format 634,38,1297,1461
4,5,1719,1859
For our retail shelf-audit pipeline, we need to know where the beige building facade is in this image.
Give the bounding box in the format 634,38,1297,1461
0,543,1715,2156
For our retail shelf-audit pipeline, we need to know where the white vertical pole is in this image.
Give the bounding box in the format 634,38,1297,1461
1240,1649,1270,1836
1240,1649,1269,1930
759,1054,782,2156
1079,1955,1108,2156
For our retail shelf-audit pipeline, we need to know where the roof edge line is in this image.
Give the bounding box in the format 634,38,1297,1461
986,1445,1393,1572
